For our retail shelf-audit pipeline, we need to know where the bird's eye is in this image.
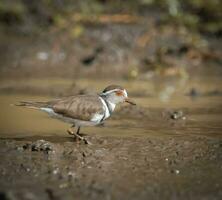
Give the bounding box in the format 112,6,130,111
115,90,123,96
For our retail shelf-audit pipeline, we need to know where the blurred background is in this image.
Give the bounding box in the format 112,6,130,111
0,0,221,78
0,0,221,137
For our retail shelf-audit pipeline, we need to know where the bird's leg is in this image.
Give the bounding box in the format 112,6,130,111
67,126,81,140
76,126,80,135
75,127,84,140
67,126,91,145
75,127,91,145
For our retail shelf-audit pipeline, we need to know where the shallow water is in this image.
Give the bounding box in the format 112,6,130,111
0,81,222,139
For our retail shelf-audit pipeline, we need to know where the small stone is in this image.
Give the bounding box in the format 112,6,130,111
170,110,185,120
31,140,53,153
68,171,76,180
26,168,31,172
16,146,24,152
170,169,180,174
53,168,59,175
59,183,69,189
23,143,30,150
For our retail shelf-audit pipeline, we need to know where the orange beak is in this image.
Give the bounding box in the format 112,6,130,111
125,98,136,105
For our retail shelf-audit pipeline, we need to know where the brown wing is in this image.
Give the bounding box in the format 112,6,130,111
49,95,104,121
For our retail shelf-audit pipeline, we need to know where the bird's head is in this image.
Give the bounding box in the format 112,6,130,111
100,85,136,105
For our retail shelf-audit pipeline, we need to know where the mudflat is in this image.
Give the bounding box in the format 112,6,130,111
0,77,222,200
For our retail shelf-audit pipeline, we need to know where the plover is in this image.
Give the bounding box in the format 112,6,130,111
16,85,136,144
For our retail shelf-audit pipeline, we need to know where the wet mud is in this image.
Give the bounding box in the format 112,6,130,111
1,135,222,200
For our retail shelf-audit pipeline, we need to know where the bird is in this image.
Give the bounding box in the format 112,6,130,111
16,85,136,144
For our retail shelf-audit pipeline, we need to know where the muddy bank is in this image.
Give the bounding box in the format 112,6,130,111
0,78,222,199
0,135,222,200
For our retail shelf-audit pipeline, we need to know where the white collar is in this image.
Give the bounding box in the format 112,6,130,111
99,97,116,119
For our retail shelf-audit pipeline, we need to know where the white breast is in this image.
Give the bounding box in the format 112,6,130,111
90,113,104,123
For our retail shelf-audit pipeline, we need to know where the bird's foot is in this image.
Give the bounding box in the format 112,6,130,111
67,129,91,145
67,129,86,136
76,134,92,145
67,129,75,136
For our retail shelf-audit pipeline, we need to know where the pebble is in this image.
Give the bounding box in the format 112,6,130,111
170,169,180,174
31,140,53,153
16,146,24,152
53,168,59,175
59,183,69,189
170,110,186,120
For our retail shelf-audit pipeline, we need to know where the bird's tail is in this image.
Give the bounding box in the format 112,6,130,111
12,101,48,109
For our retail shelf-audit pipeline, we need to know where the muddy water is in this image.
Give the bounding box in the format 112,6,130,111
0,77,222,139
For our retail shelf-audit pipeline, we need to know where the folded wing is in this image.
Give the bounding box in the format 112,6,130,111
50,95,104,121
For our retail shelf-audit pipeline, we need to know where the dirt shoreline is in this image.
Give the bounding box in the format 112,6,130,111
0,134,222,200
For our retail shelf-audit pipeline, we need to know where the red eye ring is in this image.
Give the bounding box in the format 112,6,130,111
115,90,123,96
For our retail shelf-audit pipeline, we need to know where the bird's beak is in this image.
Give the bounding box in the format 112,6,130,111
125,98,136,105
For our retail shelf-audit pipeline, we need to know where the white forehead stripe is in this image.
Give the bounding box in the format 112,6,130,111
102,89,128,97
101,89,128,97
101,89,120,95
